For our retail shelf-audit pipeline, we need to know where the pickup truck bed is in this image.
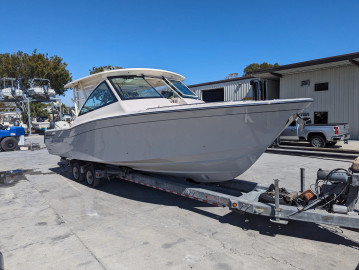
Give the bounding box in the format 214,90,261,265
280,120,350,147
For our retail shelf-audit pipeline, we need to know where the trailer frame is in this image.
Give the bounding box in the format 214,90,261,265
60,158,359,230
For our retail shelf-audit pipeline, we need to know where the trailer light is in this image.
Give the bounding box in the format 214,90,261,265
232,202,237,208
334,126,339,135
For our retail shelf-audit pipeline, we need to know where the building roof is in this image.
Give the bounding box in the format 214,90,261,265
247,52,359,79
188,75,255,88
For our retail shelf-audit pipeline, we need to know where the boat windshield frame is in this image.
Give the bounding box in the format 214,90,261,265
108,76,164,100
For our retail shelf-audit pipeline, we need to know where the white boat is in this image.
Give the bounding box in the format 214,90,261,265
0,112,23,127
0,78,23,98
31,121,51,131
27,78,56,98
45,68,312,182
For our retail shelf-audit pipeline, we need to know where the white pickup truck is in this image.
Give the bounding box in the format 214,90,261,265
280,118,350,147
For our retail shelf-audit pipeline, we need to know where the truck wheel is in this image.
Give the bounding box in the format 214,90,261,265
85,166,100,188
310,135,326,148
1,137,18,151
71,162,85,182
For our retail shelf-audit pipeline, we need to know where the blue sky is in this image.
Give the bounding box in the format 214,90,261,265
1,0,358,105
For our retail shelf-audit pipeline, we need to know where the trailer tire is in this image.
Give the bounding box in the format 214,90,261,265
71,163,85,182
85,166,100,188
259,192,289,205
1,137,18,151
309,135,326,148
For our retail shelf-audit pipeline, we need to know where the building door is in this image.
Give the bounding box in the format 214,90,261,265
202,88,224,102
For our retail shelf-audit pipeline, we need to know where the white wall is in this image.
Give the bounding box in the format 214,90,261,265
280,64,359,139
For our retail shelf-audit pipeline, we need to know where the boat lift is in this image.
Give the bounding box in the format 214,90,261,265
0,97,63,135
0,78,23,98
60,158,359,230
0,77,64,135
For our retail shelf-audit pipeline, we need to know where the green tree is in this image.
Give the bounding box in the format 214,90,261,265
0,50,72,95
89,65,123,75
225,73,239,79
29,103,49,119
243,62,279,75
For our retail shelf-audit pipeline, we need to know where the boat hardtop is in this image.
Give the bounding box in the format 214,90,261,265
65,68,185,89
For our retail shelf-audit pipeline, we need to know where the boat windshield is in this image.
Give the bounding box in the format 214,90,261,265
145,77,181,99
109,77,162,100
109,76,197,101
167,80,197,98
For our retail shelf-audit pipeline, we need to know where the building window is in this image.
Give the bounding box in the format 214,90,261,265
202,88,224,102
315,82,328,91
301,80,310,87
314,112,328,124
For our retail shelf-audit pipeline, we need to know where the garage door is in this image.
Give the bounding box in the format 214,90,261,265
202,88,224,102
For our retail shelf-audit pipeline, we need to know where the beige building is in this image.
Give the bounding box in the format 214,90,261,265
250,52,359,139
189,52,359,139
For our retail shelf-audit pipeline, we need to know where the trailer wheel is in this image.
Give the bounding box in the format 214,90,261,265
85,166,100,188
1,137,18,151
310,135,326,148
259,192,289,205
71,163,84,182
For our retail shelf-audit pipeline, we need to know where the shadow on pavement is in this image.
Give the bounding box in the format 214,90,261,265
50,166,359,249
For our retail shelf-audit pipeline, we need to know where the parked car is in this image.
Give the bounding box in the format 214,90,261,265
280,117,350,147
36,116,49,122
63,114,72,122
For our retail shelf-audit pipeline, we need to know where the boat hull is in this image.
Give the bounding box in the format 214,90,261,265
45,99,311,182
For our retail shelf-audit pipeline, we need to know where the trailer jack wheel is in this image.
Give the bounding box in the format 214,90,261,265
85,166,100,188
71,163,84,182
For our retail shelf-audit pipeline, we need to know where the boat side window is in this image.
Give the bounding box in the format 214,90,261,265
109,77,162,100
79,82,117,115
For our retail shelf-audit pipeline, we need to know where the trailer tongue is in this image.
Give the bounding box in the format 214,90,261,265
61,158,359,230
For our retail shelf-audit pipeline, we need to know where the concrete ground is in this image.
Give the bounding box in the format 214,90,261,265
335,140,359,151
0,149,358,270
24,134,46,149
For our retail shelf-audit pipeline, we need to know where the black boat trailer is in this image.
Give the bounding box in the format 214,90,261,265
60,158,359,230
